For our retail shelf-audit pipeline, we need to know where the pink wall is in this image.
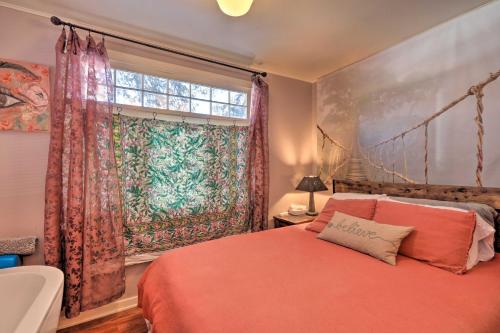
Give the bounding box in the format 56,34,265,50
267,74,315,221
0,5,314,315
0,9,56,265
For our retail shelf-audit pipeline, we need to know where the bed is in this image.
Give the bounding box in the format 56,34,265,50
138,180,500,333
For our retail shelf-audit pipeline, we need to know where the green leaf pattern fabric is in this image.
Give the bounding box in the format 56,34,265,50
113,115,249,255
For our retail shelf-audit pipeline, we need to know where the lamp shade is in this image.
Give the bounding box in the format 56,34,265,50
296,176,328,192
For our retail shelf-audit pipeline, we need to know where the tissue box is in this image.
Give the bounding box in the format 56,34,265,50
0,255,21,269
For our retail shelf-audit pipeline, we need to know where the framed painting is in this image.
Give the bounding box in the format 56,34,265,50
0,58,50,131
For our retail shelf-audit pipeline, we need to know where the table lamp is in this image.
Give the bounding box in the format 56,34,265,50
296,176,328,216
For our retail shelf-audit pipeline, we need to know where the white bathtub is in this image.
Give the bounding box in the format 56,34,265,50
0,266,63,333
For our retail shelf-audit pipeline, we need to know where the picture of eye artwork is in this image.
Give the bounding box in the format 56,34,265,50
0,58,50,131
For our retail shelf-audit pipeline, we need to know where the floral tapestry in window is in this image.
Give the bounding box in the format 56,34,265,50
113,115,249,255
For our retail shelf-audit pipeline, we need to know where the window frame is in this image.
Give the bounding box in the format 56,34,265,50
110,67,251,124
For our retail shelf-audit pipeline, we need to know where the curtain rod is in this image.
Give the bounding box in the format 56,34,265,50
50,16,267,78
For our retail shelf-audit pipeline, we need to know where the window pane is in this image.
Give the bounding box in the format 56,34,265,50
144,92,167,109
230,105,247,119
144,75,168,93
212,103,229,117
116,88,142,106
169,80,190,97
191,100,210,115
169,96,190,112
230,91,247,106
191,84,210,100
115,70,142,89
211,88,229,103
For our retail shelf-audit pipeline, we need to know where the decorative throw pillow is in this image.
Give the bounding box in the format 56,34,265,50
373,200,476,274
317,212,414,265
306,198,377,233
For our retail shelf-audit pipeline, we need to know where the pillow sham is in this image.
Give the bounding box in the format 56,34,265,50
306,198,377,233
381,197,495,269
317,212,414,265
388,196,497,227
373,200,476,274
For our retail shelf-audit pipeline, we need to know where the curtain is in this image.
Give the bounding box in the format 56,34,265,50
113,115,249,255
44,29,125,318
247,76,270,231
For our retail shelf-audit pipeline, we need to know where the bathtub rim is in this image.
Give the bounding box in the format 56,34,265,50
0,265,63,333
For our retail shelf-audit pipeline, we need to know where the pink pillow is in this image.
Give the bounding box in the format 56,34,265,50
306,199,377,233
379,198,495,270
373,200,476,274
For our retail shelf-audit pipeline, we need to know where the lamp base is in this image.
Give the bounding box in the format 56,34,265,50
306,192,318,217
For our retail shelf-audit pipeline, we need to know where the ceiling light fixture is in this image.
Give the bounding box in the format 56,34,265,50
216,0,254,17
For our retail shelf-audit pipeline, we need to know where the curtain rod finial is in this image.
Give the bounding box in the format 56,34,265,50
253,72,267,79
51,16,63,26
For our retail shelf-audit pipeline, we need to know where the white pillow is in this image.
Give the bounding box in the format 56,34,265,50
378,197,495,270
332,192,387,200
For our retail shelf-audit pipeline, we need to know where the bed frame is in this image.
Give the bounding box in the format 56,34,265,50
333,179,500,252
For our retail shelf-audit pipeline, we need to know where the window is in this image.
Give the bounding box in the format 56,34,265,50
111,67,251,258
111,69,248,119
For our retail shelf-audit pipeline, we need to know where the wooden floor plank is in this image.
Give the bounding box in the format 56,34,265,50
57,307,148,333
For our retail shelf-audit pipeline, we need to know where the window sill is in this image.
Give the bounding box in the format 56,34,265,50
125,251,165,267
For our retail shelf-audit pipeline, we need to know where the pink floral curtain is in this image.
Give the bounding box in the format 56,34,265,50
247,76,269,231
44,28,125,318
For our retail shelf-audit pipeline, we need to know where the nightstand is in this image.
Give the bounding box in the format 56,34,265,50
273,213,315,228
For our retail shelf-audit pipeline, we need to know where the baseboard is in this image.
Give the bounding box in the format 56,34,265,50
57,296,138,329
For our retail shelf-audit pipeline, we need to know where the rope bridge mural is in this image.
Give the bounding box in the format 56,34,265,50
317,125,353,180
317,68,500,187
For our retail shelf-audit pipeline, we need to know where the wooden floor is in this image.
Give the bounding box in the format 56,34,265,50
58,307,148,333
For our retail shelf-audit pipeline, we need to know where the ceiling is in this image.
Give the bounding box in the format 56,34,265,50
1,0,493,81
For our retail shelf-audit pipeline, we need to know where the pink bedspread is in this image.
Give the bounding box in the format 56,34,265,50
138,225,500,333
